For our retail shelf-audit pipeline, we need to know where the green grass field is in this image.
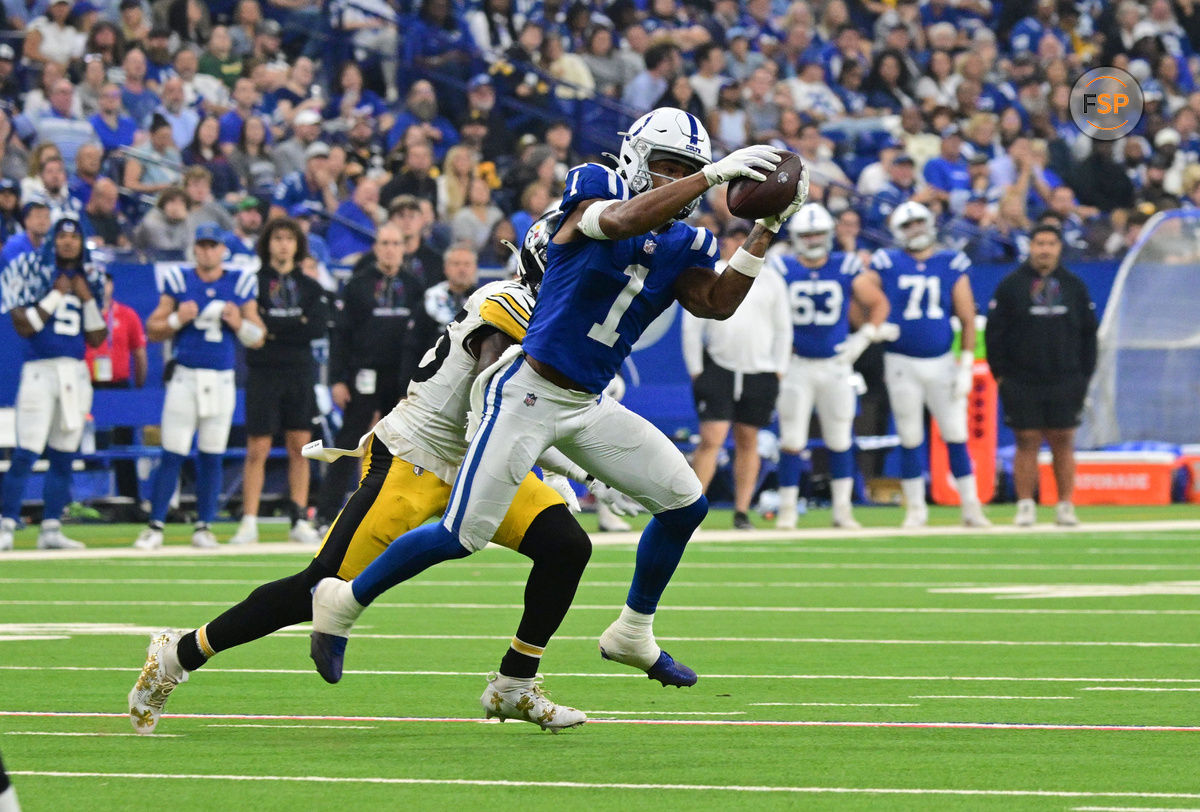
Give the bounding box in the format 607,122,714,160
3,505,1200,810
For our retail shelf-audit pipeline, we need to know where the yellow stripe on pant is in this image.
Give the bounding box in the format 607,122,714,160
318,436,566,581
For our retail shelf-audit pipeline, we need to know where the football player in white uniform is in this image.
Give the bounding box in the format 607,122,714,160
310,108,808,688
773,203,892,529
129,215,637,734
862,202,991,528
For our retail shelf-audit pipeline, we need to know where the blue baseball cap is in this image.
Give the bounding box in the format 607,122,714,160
892,153,915,165
0,178,17,193
193,222,224,243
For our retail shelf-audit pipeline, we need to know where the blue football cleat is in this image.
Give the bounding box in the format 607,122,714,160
310,631,347,684
645,650,697,688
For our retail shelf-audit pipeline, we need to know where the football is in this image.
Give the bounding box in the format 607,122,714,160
726,150,805,221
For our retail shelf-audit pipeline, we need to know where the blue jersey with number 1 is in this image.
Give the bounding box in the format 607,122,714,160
773,251,861,359
523,162,719,393
160,264,258,371
871,247,970,358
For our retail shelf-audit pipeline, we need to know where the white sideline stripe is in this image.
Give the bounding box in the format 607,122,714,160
3,519,1200,561
586,711,744,716
8,625,1196,649
4,712,1199,732
205,724,376,730
1082,687,1200,692
11,770,1200,797
911,696,1076,701
2,600,1198,616
1074,807,1200,811
752,703,919,707
4,731,184,738
4,667,1200,684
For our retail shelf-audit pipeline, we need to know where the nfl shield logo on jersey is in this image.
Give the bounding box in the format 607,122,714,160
524,392,538,407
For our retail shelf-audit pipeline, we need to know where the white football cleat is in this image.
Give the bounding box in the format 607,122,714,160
191,527,220,548
961,502,992,528
1014,498,1037,527
37,521,85,550
831,507,861,530
288,519,323,545
133,526,163,550
1055,501,1079,527
128,628,188,734
0,517,14,552
228,516,258,545
901,507,928,529
481,673,586,732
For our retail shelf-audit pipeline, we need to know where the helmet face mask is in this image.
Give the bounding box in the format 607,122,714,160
889,201,936,252
787,202,835,261
617,107,712,221
507,209,561,295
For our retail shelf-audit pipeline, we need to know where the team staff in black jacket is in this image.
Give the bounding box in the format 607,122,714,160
231,217,331,546
985,224,1098,528
315,222,427,525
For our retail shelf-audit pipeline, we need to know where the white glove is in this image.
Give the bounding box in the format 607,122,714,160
757,162,811,233
543,473,581,513
835,328,872,365
587,477,642,517
952,355,975,400
873,322,900,343
700,145,782,187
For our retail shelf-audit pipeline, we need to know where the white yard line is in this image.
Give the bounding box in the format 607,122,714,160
3,667,1199,684
9,770,1200,797
751,703,919,707
3,519,1200,562
203,724,376,730
1,600,1198,615
911,695,1076,700
3,731,183,737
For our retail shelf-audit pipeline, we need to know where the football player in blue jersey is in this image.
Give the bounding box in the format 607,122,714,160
133,223,265,550
311,107,809,688
0,214,108,551
862,201,991,528
772,203,893,530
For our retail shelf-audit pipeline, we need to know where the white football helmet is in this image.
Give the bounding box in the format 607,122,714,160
889,200,936,252
616,107,712,219
787,202,835,261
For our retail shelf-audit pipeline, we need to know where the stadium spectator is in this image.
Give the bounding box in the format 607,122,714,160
742,66,781,138
582,24,638,97
223,196,263,259
509,180,551,247
422,241,477,331
81,177,128,247
657,74,706,121
986,224,1097,528
229,115,277,195
864,48,915,112
132,187,192,252
403,0,477,101
199,25,243,90
380,138,438,209
689,42,727,113
269,141,337,220
174,46,229,110
793,121,850,212
0,178,19,241
182,116,242,200
183,167,234,232
450,174,503,251
272,109,324,180
788,59,845,123
219,78,266,151
709,81,752,155
117,0,150,45
120,49,160,124
124,115,184,196
327,177,382,263
864,152,920,240
327,61,391,128
32,80,95,170
229,0,263,56
76,54,108,118
230,216,329,546
28,155,80,220
338,111,386,183
834,207,869,256
88,82,140,155
385,79,460,160
315,222,426,528
542,29,594,101
20,144,62,202
143,27,174,85
434,145,476,221
23,0,86,67
682,224,790,530
155,77,200,151
0,44,19,107
622,40,679,112
465,0,516,58
270,57,320,127
384,194,443,287
924,124,970,213
68,143,103,205
1072,140,1135,213
287,203,332,270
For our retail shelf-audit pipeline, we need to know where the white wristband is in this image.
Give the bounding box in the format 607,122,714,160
24,306,45,332
237,320,265,346
727,247,763,278
579,199,618,241
82,298,104,332
37,289,64,316
167,312,182,331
